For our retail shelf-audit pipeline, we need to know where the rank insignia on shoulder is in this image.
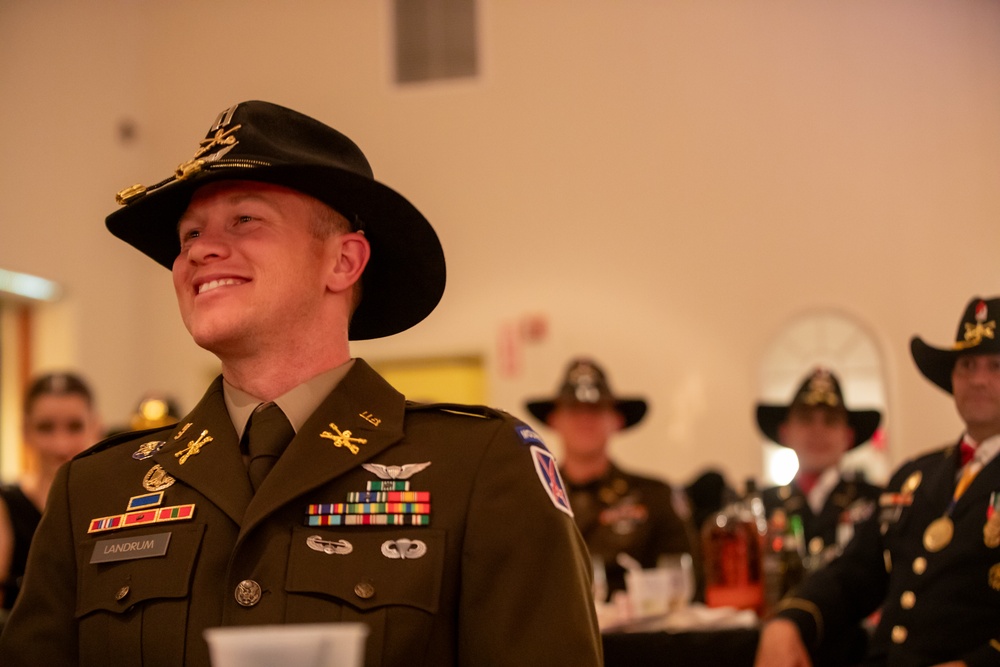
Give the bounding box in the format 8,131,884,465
530,445,573,517
132,440,165,460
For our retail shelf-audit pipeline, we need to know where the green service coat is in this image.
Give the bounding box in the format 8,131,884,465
0,360,602,666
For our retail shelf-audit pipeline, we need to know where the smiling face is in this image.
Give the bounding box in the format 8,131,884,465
172,180,346,359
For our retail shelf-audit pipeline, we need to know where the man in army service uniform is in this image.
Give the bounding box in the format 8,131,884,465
757,368,883,563
526,358,697,600
0,101,602,666
755,296,1000,667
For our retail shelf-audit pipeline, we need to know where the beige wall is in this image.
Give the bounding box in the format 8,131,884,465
2,1,999,487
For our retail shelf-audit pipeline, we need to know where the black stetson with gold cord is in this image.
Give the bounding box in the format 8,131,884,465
106,100,445,341
525,358,648,429
756,368,881,449
911,296,1000,394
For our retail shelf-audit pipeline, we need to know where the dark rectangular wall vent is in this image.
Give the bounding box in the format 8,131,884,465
393,0,478,84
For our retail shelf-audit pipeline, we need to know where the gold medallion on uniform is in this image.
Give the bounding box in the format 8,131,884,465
923,516,954,552
990,563,1000,591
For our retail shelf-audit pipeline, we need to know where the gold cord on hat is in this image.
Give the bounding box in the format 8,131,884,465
954,320,996,350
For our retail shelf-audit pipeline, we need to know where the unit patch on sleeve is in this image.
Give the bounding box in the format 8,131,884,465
530,445,573,517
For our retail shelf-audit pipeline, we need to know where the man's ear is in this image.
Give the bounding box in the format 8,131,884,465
326,231,370,293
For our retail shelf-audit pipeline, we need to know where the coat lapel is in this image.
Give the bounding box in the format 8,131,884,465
153,377,254,525
239,360,406,538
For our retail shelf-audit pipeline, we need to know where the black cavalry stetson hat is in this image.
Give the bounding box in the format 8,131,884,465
525,358,648,429
755,368,881,449
910,296,1000,394
106,100,446,341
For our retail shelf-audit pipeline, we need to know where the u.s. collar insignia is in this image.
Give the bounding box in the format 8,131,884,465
362,462,431,480
132,440,165,461
173,423,193,440
359,411,381,427
143,464,175,492
530,446,573,517
320,423,367,454
175,429,213,464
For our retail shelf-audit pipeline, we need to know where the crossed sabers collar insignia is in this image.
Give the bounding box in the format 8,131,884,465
320,423,367,455
175,429,213,465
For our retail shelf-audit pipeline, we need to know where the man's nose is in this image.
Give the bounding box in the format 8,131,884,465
184,230,231,263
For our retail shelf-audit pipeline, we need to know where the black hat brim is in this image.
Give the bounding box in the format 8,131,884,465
526,397,648,430
755,404,881,449
106,164,445,341
910,336,959,394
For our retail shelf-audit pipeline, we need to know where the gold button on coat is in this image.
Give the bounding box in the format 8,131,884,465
891,625,908,644
900,591,915,609
235,579,262,607
912,557,927,575
354,582,375,599
115,585,130,601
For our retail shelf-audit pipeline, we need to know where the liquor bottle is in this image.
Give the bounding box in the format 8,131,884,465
701,478,766,615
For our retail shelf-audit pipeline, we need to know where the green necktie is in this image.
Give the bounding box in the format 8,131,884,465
246,402,294,491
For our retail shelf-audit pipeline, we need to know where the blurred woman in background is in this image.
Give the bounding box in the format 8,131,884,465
0,372,102,612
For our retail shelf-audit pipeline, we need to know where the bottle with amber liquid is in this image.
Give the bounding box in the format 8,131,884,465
701,478,767,615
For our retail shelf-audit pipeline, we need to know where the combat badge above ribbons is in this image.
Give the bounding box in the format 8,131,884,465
530,445,573,517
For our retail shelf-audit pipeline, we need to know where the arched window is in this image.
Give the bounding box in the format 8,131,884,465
758,310,890,487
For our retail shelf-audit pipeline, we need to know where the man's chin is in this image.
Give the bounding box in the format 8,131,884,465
189,327,248,358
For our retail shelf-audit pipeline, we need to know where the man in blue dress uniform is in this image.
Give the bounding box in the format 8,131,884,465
756,296,1000,667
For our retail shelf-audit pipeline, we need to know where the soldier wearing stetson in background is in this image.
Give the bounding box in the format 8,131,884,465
526,358,697,600
0,101,601,666
757,368,883,563
756,296,1000,667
